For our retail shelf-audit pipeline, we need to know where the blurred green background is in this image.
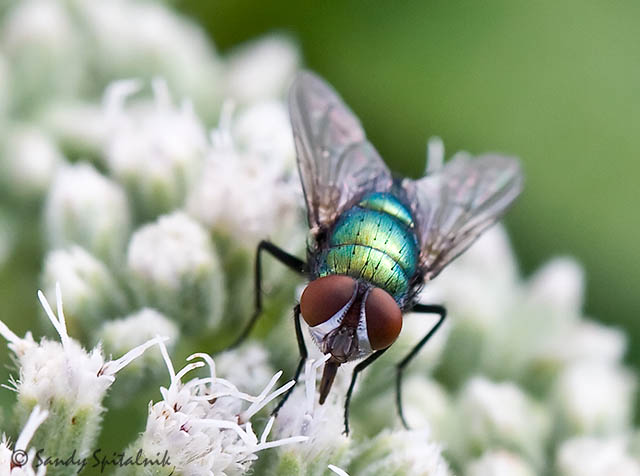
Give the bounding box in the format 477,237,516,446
179,0,639,365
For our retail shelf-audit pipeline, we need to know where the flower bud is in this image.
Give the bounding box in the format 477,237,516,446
215,342,275,396
126,211,225,334
526,257,585,319
466,450,537,476
41,246,128,340
0,125,62,202
97,308,179,405
551,362,636,439
2,0,83,114
556,436,640,476
44,163,131,265
348,429,451,476
450,377,550,469
40,100,108,161
104,79,208,221
225,35,300,104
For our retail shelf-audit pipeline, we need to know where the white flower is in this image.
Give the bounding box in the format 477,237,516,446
465,450,537,476
126,211,225,333
348,429,451,476
269,356,352,476
103,78,208,220
0,125,63,200
450,377,550,468
186,105,303,249
44,162,131,264
552,361,636,438
41,246,128,339
232,100,296,167
0,405,48,476
133,342,306,475
556,436,640,476
225,35,300,104
215,343,275,396
0,284,164,459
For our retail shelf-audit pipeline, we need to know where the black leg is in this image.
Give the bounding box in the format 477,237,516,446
343,348,389,435
229,240,306,349
272,304,307,416
396,304,447,429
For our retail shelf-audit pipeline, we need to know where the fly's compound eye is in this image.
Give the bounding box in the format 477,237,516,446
300,275,356,327
365,287,402,350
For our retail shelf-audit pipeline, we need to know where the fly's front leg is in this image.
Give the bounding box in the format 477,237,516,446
343,348,388,435
272,304,307,416
229,240,307,349
396,303,447,429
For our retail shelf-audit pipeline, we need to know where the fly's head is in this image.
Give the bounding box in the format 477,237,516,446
299,275,402,403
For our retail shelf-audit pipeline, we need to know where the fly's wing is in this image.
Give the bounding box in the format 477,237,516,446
289,71,393,234
408,153,524,281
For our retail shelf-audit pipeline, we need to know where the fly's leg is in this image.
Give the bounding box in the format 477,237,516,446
343,348,389,435
228,240,307,349
272,304,307,416
396,303,447,429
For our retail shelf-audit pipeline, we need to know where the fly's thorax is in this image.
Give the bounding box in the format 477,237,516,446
315,192,420,303
299,276,403,364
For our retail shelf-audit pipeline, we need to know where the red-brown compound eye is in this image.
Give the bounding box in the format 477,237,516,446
365,287,402,350
300,275,356,327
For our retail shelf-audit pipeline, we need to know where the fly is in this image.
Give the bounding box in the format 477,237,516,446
226,71,524,435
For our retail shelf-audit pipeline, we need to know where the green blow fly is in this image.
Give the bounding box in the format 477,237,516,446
228,71,524,434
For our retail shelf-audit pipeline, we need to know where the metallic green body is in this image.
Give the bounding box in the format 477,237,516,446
318,192,419,302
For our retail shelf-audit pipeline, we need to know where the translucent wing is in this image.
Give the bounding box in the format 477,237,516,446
408,153,524,281
289,71,393,233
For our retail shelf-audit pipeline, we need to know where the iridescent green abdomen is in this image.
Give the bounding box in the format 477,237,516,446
318,192,419,302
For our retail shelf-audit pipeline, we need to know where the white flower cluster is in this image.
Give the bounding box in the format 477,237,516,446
126,343,307,476
0,285,164,468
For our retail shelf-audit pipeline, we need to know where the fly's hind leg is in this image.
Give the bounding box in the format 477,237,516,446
395,303,447,429
228,240,307,349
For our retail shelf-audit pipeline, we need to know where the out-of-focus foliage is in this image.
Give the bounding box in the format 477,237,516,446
179,0,640,369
